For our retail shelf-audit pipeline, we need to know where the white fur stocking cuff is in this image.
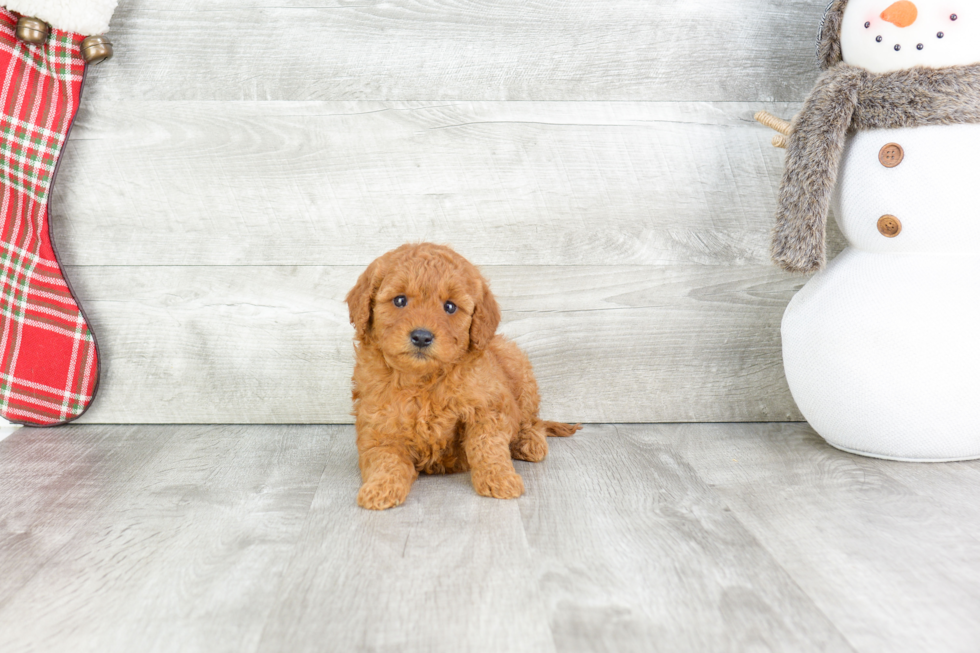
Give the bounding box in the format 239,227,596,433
2,0,117,35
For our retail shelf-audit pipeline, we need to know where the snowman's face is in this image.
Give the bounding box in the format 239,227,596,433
840,1,980,72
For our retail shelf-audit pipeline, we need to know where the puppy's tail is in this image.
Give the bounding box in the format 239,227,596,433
543,421,581,438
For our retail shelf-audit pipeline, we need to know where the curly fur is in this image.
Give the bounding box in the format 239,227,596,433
773,62,980,273
2,0,117,35
345,243,580,511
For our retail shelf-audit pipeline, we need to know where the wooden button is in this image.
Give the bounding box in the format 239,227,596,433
878,215,902,238
879,143,904,168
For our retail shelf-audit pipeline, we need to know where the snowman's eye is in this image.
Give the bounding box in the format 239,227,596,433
917,43,924,50
938,32,945,38
865,21,871,28
894,44,901,51
877,35,884,42
951,14,958,21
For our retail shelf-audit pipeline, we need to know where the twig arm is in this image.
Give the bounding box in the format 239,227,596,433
754,111,793,136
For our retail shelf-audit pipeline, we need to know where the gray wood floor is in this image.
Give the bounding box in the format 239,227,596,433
2,423,978,652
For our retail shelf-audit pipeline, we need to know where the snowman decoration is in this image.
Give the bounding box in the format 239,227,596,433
758,0,980,461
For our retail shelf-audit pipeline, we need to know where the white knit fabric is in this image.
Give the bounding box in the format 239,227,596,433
783,124,980,461
840,0,980,73
2,0,117,35
835,124,980,252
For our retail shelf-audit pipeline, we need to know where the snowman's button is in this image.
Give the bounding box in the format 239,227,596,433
878,215,902,238
879,143,904,168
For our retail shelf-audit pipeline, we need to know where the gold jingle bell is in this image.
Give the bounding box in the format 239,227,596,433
15,16,49,45
81,35,113,65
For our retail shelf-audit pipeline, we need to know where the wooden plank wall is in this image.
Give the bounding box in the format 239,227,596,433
55,0,843,424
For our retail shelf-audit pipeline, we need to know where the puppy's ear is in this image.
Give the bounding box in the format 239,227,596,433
469,278,501,351
346,255,388,340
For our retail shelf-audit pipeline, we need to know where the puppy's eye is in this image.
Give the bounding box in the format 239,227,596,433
444,301,457,315
393,295,408,308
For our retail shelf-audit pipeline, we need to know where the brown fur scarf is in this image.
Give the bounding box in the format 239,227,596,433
772,62,980,273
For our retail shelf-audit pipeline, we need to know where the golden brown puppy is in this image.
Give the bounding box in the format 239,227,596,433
346,243,580,510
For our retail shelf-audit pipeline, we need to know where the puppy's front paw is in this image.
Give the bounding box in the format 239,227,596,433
358,479,410,510
472,468,525,500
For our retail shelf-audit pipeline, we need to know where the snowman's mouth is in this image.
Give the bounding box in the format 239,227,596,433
879,42,925,52
871,34,945,54
865,10,961,54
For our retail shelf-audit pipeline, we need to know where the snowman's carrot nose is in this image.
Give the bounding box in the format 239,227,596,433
881,1,918,27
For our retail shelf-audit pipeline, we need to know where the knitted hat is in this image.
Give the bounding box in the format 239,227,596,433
2,0,117,35
817,0,850,69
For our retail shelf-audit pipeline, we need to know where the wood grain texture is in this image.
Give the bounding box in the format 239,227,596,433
88,0,823,102
863,458,980,529
0,426,175,609
64,264,804,424
518,424,854,653
256,428,554,653
4,424,977,651
45,2,841,424
0,422,18,441
659,423,980,653
0,425,335,653
50,100,834,268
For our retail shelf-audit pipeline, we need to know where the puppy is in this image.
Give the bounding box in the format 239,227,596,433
346,243,580,510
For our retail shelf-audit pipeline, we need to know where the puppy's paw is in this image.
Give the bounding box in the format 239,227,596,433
511,431,548,463
357,479,410,510
472,468,525,500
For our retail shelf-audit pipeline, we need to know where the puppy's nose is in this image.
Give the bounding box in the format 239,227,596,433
410,329,434,348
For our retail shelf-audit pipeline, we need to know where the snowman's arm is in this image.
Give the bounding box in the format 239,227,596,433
755,111,793,149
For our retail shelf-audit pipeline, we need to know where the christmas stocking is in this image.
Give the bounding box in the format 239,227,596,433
0,1,115,427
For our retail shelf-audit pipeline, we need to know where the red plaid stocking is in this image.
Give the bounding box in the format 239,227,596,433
0,9,98,426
